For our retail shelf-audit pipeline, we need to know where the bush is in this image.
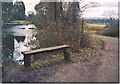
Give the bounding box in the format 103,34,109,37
33,19,83,52
103,21,119,37
29,2,90,52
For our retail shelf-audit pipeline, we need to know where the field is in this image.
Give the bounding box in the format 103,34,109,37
87,24,106,28
84,23,109,34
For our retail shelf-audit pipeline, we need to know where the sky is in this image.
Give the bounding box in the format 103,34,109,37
13,0,119,18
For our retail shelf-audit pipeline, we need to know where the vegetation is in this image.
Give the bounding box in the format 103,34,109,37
10,20,32,24
101,10,119,37
2,1,26,23
29,2,99,52
71,37,103,62
86,18,109,24
87,23,106,28
30,2,82,52
21,58,64,70
103,20,119,37
102,10,118,26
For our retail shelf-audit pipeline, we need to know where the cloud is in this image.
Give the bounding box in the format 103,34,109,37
82,6,118,18
101,2,118,7
82,0,119,18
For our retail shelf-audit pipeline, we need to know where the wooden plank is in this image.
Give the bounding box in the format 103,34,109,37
22,45,70,55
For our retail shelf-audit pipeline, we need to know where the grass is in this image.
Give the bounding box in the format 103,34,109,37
20,58,65,70
87,23,106,28
20,57,76,70
10,20,32,24
84,30,97,34
69,58,76,63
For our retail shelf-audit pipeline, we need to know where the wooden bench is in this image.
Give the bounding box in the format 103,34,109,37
21,45,70,67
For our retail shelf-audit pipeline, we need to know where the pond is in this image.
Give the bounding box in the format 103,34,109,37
2,24,37,64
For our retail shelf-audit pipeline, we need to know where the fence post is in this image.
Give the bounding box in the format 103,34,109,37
81,19,84,33
80,19,84,47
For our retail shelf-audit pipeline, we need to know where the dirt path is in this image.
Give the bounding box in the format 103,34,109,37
44,35,119,82
3,35,119,82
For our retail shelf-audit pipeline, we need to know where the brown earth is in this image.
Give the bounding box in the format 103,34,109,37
2,35,119,83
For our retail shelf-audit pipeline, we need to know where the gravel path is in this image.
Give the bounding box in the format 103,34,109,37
3,35,119,83
44,35,119,82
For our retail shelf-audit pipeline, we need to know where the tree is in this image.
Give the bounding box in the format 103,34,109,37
14,1,25,20
79,0,100,16
102,10,118,25
103,19,119,37
2,1,26,22
2,2,14,22
102,10,118,37
27,11,35,21
31,1,100,51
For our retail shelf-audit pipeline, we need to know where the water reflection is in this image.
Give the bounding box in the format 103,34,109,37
2,24,37,64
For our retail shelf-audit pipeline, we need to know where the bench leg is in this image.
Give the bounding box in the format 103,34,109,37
24,54,31,67
63,49,70,61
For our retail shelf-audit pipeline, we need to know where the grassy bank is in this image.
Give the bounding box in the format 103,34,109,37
10,20,32,24
2,20,32,28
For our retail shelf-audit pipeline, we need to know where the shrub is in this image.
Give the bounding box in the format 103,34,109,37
29,2,91,52
103,21,119,37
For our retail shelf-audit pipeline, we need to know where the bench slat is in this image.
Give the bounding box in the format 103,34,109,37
22,45,70,55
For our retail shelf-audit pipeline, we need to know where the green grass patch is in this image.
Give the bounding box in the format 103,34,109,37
69,58,76,63
10,20,32,24
20,58,64,70
20,57,76,70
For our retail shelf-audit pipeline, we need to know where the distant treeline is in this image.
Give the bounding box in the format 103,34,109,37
86,18,118,24
2,1,25,23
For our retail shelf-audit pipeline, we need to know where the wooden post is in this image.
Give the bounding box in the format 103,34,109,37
24,54,31,67
81,19,84,33
63,48,70,61
80,19,84,47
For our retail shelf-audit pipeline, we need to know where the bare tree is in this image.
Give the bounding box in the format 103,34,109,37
30,1,100,50
102,10,118,25
79,0,100,16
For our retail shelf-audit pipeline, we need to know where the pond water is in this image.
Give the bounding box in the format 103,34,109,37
2,24,37,64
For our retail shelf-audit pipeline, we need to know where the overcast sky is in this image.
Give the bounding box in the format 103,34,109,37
13,0,119,18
